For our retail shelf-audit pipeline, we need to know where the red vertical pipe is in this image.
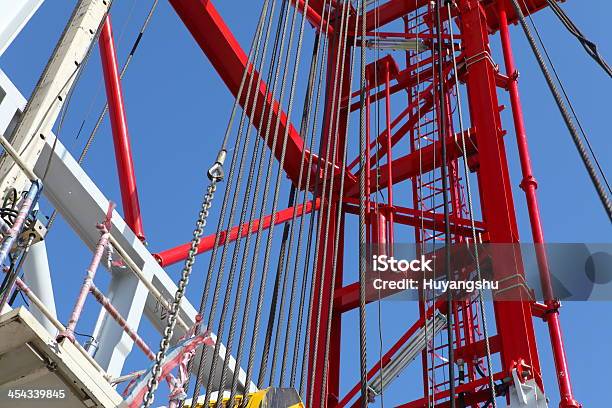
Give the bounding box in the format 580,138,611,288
497,4,579,407
460,0,542,389
99,16,145,242
365,82,372,245
384,62,395,249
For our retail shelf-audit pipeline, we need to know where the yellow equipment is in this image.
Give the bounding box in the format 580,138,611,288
187,387,304,408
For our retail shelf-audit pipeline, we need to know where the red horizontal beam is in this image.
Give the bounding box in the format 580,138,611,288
363,0,555,33
169,0,316,186
333,241,491,313
364,0,430,31
396,372,505,408
346,129,478,197
155,199,319,266
343,200,486,238
455,334,501,363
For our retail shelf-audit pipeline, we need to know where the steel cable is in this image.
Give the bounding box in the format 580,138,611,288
249,0,311,389
187,1,274,404
357,0,369,403
238,0,311,398
524,0,610,195
288,30,328,389
319,3,366,406
262,187,295,386
207,0,286,404
298,15,333,398
509,0,612,221
279,32,323,388
306,2,352,405
232,2,288,393
545,0,612,79
224,1,297,404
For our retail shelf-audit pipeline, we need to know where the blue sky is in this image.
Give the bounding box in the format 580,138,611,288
1,1,610,407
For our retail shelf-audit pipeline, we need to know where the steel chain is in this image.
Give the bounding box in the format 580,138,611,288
142,153,225,408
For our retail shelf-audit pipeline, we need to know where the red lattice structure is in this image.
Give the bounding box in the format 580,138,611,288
143,0,579,407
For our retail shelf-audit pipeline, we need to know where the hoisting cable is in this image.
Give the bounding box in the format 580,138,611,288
223,0,302,401
286,29,327,389
525,0,611,196
264,187,296,386
544,0,612,79
187,0,276,405
179,0,276,400
215,0,292,407
45,0,160,232
373,2,386,406
278,32,324,388
319,0,362,403
306,1,353,405
222,1,301,404
229,0,299,393
199,0,285,404
508,0,612,221
148,1,274,406
271,19,329,381
446,2,496,406
358,0,369,404
247,0,313,390
187,0,287,401
297,11,333,397
434,1,456,406
320,2,366,406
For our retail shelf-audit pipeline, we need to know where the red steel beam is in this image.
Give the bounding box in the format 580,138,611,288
497,3,578,406
333,243,493,314
346,129,478,197
343,200,486,238
154,199,319,267
396,372,506,408
361,0,556,32
364,0,430,31
169,0,319,187
99,16,145,241
459,0,542,389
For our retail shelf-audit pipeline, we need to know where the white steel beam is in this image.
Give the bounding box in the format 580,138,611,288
0,70,254,391
0,0,44,57
0,0,111,197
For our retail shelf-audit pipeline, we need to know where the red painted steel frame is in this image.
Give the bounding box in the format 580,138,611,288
458,0,544,391
99,16,145,241
154,199,320,266
168,0,320,187
161,0,579,406
497,3,579,406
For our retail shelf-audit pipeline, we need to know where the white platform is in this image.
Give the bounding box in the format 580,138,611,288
0,307,124,407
